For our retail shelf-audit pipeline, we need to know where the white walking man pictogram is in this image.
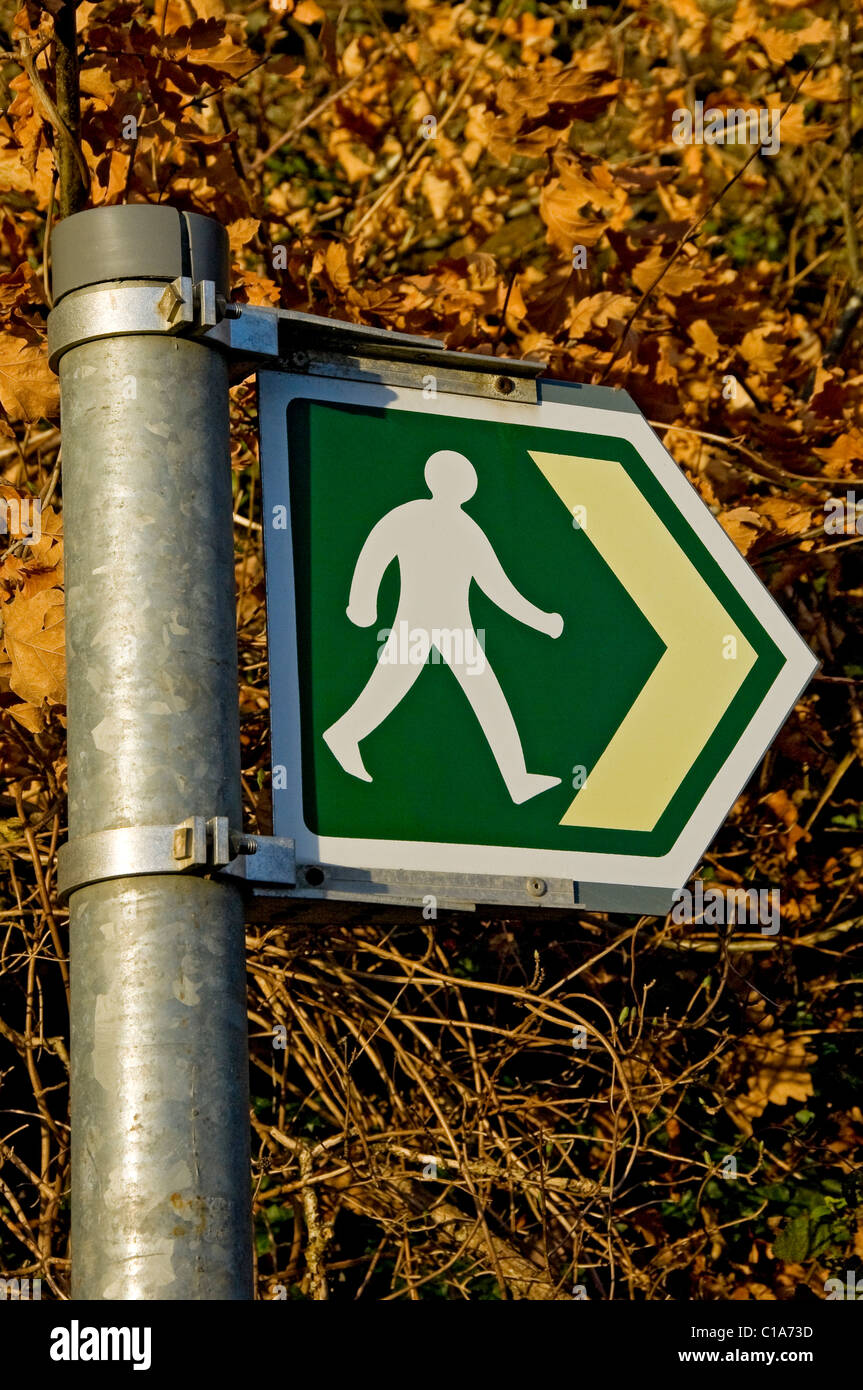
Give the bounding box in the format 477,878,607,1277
323,450,564,804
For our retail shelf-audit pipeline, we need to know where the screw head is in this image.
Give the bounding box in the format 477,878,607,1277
526,877,547,898
495,376,515,395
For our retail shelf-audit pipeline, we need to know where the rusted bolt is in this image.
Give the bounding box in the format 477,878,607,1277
495,376,515,395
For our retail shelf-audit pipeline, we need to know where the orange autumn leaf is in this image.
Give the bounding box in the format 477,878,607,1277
813,430,863,476
0,327,59,422
730,1030,815,1130
688,318,721,362
630,245,704,298
2,586,66,706
718,506,762,555
227,217,260,252
764,788,807,860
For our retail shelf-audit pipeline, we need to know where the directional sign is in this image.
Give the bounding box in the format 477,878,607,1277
258,369,817,915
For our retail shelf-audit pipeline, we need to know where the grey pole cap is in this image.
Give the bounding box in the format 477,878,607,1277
51,204,229,305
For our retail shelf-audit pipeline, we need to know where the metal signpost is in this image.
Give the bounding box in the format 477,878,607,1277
50,206,254,1300
49,203,817,1299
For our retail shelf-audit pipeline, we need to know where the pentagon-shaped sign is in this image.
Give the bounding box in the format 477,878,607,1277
259,371,817,915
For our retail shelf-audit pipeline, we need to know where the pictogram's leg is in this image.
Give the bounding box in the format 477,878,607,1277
323,648,424,782
445,650,561,804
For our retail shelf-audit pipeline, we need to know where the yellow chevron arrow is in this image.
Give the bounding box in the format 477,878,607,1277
529,451,755,832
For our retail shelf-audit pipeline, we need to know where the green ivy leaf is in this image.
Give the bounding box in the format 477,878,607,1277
774,1212,811,1262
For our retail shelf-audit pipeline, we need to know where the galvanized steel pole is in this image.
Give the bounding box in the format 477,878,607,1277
50,206,252,1299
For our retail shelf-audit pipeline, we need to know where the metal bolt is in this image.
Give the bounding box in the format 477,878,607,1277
291,349,309,367
216,296,242,321
526,877,547,898
303,865,325,887
495,376,515,395
230,833,258,856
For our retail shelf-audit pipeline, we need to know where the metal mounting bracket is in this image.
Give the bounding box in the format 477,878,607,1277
57,817,296,903
47,282,545,402
48,277,236,368
204,303,544,402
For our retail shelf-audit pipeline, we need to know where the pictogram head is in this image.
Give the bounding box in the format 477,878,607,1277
424,450,478,504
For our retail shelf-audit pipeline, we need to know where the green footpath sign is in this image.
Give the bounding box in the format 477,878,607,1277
258,371,816,915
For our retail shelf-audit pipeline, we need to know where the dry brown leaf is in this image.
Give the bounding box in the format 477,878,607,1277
631,245,704,298
324,242,352,292
0,263,46,313
540,152,629,255
7,700,45,733
764,788,798,827
421,171,454,223
227,217,260,253
801,60,843,103
732,1029,815,1127
764,98,832,146
91,148,131,204
759,27,801,65
166,20,259,78
813,430,863,477
3,586,65,706
718,506,761,554
233,268,281,306
753,498,813,535
78,64,115,101
764,787,807,860
329,132,374,183
567,293,635,340
294,0,324,21
688,318,720,362
740,326,783,376
0,141,53,205
0,329,59,423
18,561,65,599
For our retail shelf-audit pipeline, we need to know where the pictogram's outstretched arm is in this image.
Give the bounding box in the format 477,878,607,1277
469,521,563,638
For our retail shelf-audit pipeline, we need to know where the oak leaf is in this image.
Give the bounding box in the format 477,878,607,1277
568,292,635,340
688,318,720,362
733,1029,815,1127
813,430,863,476
421,171,453,223
227,218,260,253
740,326,783,375
2,586,65,706
7,701,45,733
0,327,59,423
78,65,116,101
718,506,761,555
630,245,704,298
764,787,807,860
